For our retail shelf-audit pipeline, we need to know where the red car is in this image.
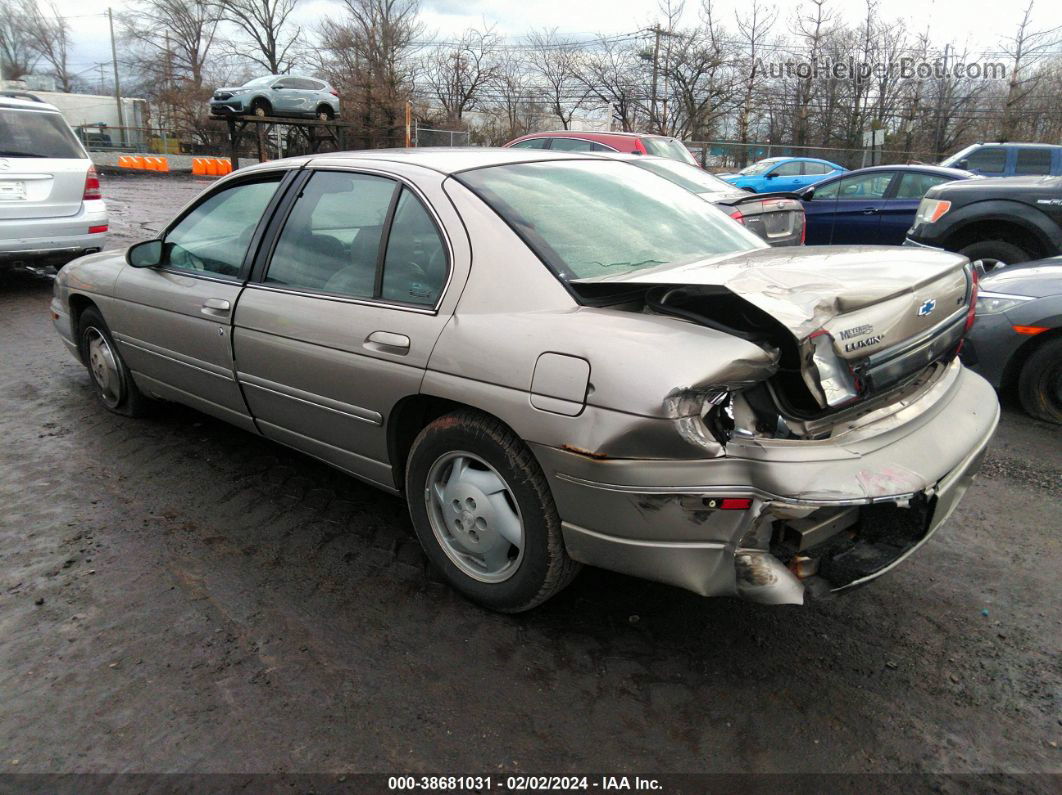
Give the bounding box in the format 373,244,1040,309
505,130,699,166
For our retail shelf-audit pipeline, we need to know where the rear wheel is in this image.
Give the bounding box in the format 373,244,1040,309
316,105,335,121
959,240,1030,271
250,98,271,118
77,307,150,417
405,411,580,612
1018,337,1062,424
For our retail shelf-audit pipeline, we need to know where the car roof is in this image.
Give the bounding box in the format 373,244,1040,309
826,164,973,178
969,142,1062,148
0,96,61,113
265,147,618,176
510,130,676,142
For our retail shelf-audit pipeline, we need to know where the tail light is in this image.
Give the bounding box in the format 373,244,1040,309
964,267,979,333
83,166,101,201
728,208,745,225
632,138,647,155
330,88,339,97
800,216,807,244
88,224,108,234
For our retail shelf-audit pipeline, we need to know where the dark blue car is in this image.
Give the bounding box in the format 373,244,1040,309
797,165,974,245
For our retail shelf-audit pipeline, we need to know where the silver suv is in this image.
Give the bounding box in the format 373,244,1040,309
0,97,107,271
209,75,341,121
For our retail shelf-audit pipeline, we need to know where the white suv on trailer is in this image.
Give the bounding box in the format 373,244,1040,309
0,95,107,271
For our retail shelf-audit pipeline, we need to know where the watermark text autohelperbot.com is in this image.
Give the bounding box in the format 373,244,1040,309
756,57,1007,81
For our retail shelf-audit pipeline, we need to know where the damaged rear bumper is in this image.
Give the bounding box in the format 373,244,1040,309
532,362,999,604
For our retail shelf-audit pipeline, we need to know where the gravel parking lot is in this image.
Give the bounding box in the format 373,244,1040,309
1,175,1060,786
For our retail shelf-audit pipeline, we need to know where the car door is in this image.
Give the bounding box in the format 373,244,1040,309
111,172,289,431
232,166,464,489
270,78,299,114
879,171,958,244
1014,147,1054,177
764,160,804,192
804,171,895,244
962,146,1007,177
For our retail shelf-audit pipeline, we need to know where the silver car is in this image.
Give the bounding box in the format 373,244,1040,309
1,96,107,271
51,149,998,612
209,75,340,120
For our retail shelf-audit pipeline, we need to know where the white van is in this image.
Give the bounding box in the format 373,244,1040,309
0,95,107,271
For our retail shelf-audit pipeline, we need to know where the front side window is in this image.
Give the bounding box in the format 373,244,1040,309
458,160,765,282
965,147,1006,174
265,170,446,306
162,178,280,277
813,172,893,200
771,161,803,177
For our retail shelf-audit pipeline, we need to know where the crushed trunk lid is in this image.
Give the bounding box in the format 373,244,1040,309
572,245,974,411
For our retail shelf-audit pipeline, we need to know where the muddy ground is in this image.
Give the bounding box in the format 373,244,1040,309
0,175,1059,786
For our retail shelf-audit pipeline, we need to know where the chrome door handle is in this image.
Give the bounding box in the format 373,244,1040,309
365,331,410,353
861,207,879,215
201,298,231,316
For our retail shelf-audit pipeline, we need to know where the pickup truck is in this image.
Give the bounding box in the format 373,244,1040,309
905,175,1062,268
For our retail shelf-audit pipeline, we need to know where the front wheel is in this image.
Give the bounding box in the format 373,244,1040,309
959,240,1030,271
405,411,580,612
77,307,150,417
1018,337,1062,424
250,99,271,118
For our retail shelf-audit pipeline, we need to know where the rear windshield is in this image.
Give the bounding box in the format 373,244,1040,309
457,160,765,282
641,137,697,164
629,158,737,195
0,108,86,158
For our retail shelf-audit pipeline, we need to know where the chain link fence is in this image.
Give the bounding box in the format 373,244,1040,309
687,140,946,171
414,125,471,147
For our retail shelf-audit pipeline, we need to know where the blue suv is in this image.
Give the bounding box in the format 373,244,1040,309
940,143,1062,177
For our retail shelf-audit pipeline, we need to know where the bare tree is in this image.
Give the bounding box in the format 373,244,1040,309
318,0,422,146
999,1,1062,140
19,1,71,91
491,49,542,139
423,26,499,123
0,0,37,81
659,3,733,140
577,35,646,132
790,0,833,146
525,29,590,129
734,0,777,164
211,0,302,74
122,0,221,88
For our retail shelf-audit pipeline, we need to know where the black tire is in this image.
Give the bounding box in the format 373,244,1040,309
316,106,335,121
959,240,1030,271
250,99,271,118
405,410,580,612
77,307,150,417
1017,336,1062,424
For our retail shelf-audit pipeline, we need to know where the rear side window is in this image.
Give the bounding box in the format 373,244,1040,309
549,138,597,152
509,138,549,149
1015,148,1053,176
894,172,954,199
265,171,446,306
803,162,830,175
0,108,86,159
640,137,696,164
964,147,1006,174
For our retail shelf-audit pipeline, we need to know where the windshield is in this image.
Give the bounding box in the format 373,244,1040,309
629,158,736,195
939,145,978,168
242,76,276,87
457,160,765,281
0,108,86,158
739,158,783,176
641,137,697,165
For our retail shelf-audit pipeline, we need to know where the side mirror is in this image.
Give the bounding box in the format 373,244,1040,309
802,186,815,200
765,172,778,179
127,239,163,268
957,159,969,169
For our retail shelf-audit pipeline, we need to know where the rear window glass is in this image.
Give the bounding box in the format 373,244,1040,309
458,160,765,282
0,109,86,158
630,158,736,195
1015,148,1053,175
641,137,696,164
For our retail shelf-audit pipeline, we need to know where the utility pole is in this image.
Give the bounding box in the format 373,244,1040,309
405,100,412,147
108,8,127,147
649,26,662,135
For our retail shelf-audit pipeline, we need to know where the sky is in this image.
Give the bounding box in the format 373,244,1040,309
42,0,1062,89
